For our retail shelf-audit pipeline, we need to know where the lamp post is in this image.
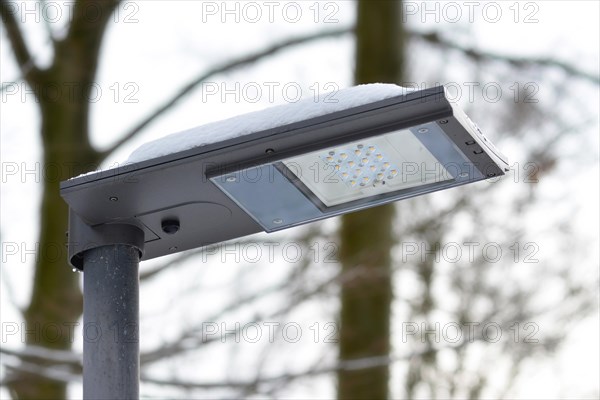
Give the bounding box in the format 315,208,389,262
60,84,508,399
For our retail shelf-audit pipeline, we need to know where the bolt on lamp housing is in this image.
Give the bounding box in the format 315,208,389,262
60,85,508,268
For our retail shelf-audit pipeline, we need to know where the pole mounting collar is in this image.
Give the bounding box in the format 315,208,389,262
67,209,145,271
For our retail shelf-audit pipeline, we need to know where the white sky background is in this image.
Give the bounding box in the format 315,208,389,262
1,1,599,398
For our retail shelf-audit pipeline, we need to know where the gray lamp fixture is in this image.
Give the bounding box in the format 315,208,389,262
60,84,508,399
62,85,507,267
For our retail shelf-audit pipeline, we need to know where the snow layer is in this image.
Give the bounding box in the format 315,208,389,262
127,84,414,163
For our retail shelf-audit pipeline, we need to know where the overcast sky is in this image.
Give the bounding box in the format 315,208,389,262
1,1,599,398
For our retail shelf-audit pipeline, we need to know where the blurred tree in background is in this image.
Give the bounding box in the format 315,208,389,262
1,1,598,399
1,1,119,398
337,1,402,398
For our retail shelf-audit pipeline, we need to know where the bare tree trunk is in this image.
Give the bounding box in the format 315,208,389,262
337,1,404,399
2,2,118,398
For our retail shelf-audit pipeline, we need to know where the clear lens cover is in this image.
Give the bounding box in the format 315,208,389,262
211,122,481,232
283,129,452,207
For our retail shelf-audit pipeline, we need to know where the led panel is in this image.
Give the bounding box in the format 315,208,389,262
282,129,453,207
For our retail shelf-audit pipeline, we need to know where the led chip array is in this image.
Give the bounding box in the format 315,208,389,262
321,143,400,188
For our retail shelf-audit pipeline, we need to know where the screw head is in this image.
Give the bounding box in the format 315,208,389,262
109,196,118,202
439,119,448,124
418,128,429,133
272,218,283,224
265,148,275,154
459,172,469,178
169,246,178,251
225,176,237,183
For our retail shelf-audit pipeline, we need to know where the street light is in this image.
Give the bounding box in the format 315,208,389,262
60,84,508,399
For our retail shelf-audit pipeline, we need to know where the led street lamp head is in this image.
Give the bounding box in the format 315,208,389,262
61,84,508,269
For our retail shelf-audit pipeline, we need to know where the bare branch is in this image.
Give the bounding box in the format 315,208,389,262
139,248,204,281
140,235,279,281
0,0,40,82
140,227,327,367
141,224,325,282
0,345,81,368
99,27,352,161
141,355,398,390
0,346,82,387
98,26,595,162
411,30,600,84
140,341,474,391
140,268,318,365
140,262,387,366
2,358,80,385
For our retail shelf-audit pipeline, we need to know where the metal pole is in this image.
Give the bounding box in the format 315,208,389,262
83,244,140,399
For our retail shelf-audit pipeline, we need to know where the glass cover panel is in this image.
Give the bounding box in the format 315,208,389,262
283,129,453,207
